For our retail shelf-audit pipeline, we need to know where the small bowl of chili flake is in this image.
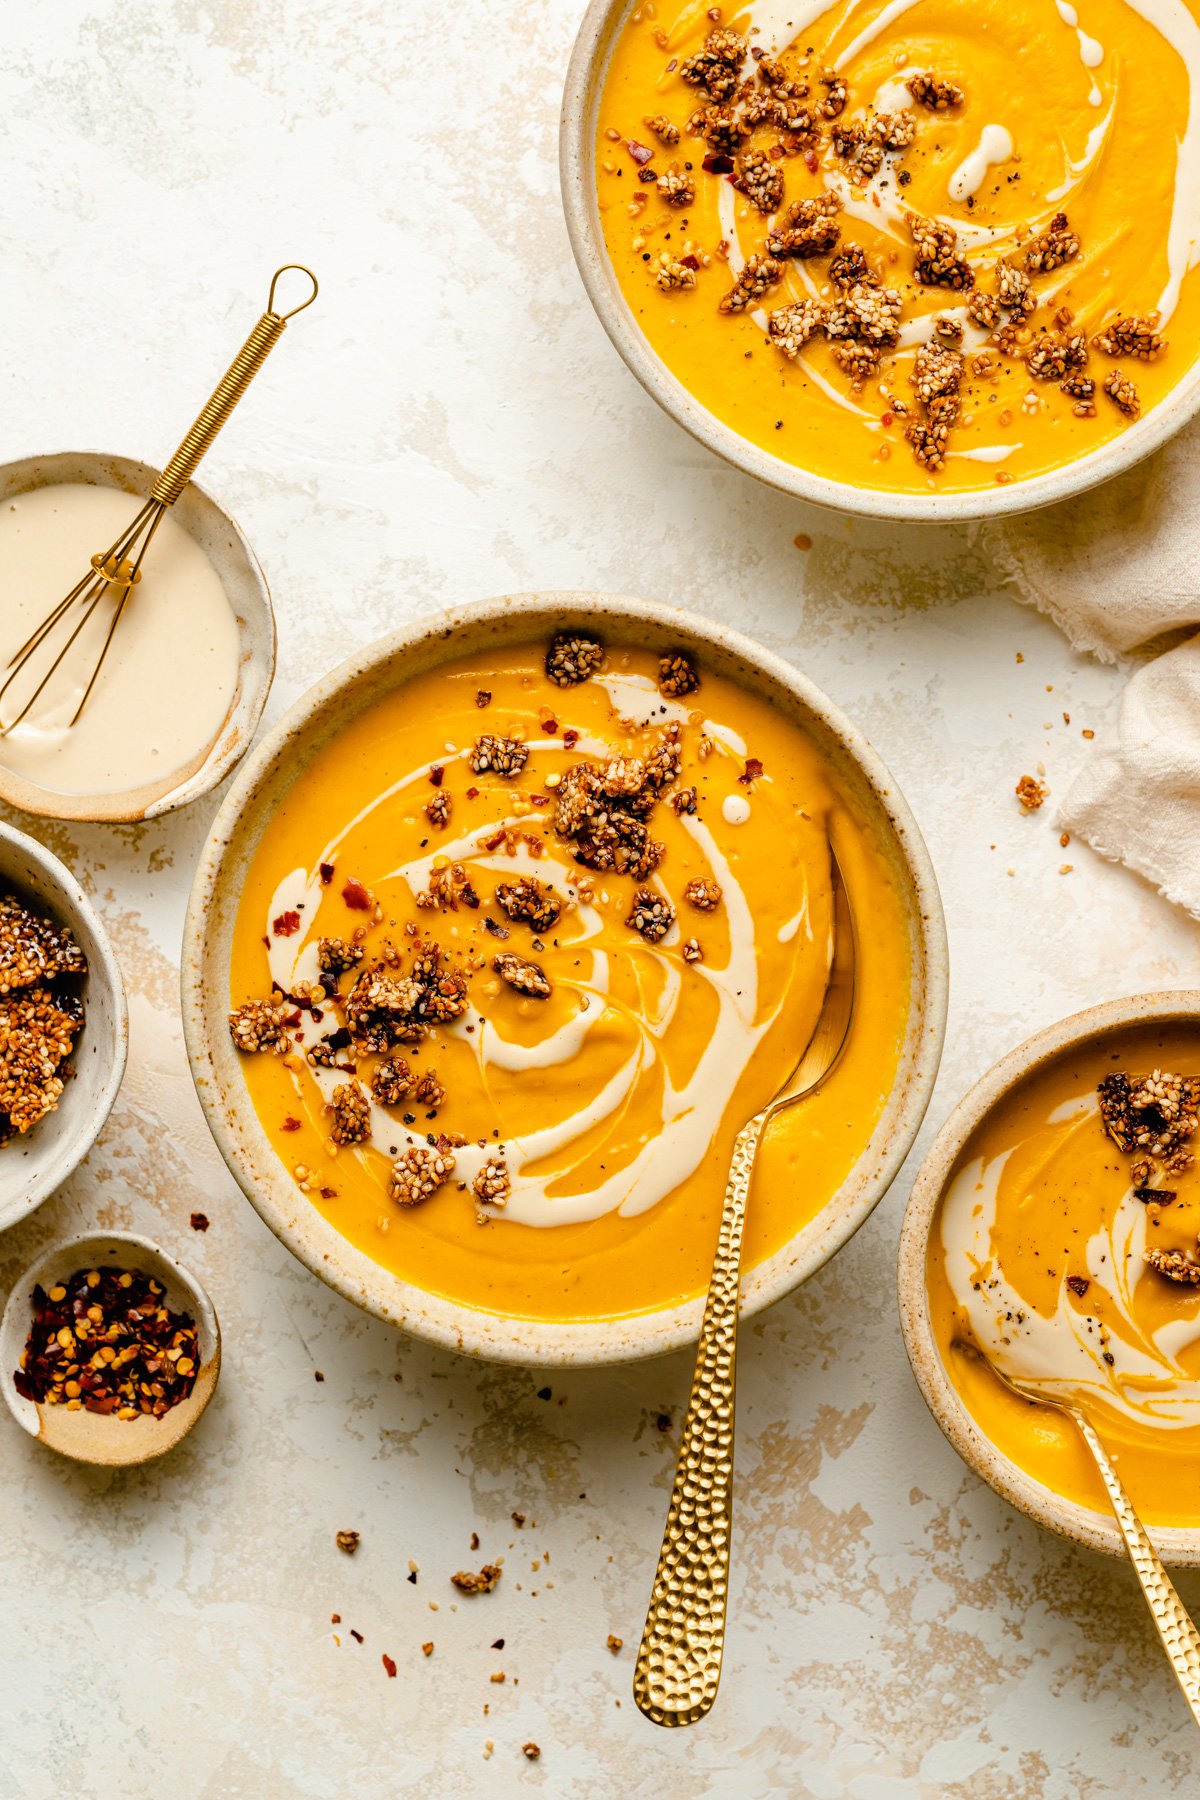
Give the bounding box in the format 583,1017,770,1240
1,1231,220,1465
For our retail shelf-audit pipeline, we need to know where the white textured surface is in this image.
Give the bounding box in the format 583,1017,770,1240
1,3,1199,1795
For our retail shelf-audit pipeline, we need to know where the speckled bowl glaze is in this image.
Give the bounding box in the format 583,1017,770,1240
0,1230,220,1465
560,0,1200,524
0,451,276,823
183,592,947,1366
899,991,1200,1564
0,820,128,1233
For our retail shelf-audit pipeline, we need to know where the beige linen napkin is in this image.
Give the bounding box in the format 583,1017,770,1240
984,416,1200,916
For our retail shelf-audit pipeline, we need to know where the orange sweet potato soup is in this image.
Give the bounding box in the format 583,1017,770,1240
229,635,912,1323
595,0,1200,494
929,1026,1200,1528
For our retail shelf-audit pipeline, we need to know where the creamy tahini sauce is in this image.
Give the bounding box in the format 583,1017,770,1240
0,484,240,796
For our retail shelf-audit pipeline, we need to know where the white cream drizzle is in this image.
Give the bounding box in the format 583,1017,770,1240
942,1105,1200,1430
949,125,1015,201
262,735,816,1229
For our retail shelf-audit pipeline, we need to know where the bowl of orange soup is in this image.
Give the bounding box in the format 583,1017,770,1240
900,993,1200,1560
183,594,946,1364
561,0,1200,518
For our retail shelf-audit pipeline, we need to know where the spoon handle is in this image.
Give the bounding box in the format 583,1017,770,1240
1072,1408,1200,1726
633,1115,762,1727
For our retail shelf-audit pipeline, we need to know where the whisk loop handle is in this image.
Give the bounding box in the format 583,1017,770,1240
151,264,318,507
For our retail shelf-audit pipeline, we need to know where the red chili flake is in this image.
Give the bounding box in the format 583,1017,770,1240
319,1186,338,1200
190,1213,210,1232
1066,1274,1090,1296
681,254,699,270
628,140,653,165
484,917,510,939
476,689,491,709
382,1654,397,1679
563,727,580,748
529,794,549,807
282,1116,302,1133
523,835,545,858
542,716,557,734
881,410,894,428
466,785,480,799
481,828,507,852
342,878,372,911
737,757,764,786
703,152,734,174
319,862,335,885
428,765,445,788
272,910,301,937
804,148,819,173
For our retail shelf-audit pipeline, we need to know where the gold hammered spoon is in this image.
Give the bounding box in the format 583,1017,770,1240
634,847,856,1728
956,1338,1200,1728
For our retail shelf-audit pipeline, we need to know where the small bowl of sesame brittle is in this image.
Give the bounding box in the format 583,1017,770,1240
900,991,1200,1560
1,1230,220,1464
0,820,128,1232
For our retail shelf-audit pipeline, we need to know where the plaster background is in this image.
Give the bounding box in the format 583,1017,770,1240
1,2,1198,1794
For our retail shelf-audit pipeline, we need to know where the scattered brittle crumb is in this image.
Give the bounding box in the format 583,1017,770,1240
607,1634,624,1654
627,889,675,943
718,251,783,313
190,1212,210,1232
493,952,552,999
337,1530,361,1555
682,937,704,964
522,1743,541,1761
389,1145,456,1207
1102,368,1140,418
1015,774,1047,811
422,1641,434,1656
382,1653,397,1678
1147,1247,1200,1285
452,1564,502,1594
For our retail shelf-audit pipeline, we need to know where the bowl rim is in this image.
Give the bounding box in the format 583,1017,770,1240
0,1228,220,1463
182,590,948,1366
559,0,1200,525
0,449,276,823
0,818,129,1232
897,989,1200,1563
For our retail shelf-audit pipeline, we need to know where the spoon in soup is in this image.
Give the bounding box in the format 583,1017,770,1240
633,845,855,1728
954,1335,1200,1729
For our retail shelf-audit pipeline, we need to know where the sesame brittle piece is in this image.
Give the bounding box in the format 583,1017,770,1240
907,71,964,110
627,889,675,942
1024,213,1080,275
1095,314,1166,361
718,252,784,313
1102,368,1140,418
766,194,840,260
768,299,826,359
473,1158,511,1208
546,633,604,687
492,952,552,999
389,1144,456,1207
229,998,290,1055
494,876,562,931
469,735,528,778
328,1081,371,1147
659,651,700,698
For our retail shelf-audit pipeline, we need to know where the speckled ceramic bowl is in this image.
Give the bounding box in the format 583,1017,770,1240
560,0,1200,524
0,820,128,1233
0,1230,219,1465
183,592,947,1366
0,451,275,823
898,991,1200,1564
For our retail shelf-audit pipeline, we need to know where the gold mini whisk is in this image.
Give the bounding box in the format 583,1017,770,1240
0,264,318,734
